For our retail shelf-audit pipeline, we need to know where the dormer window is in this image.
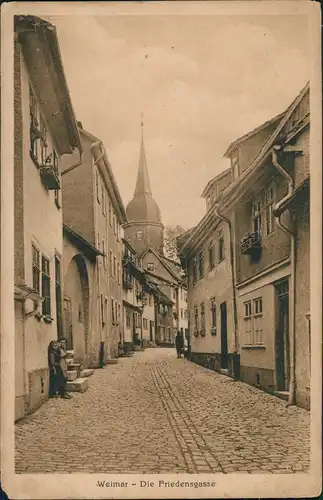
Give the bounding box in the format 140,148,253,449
231,150,239,179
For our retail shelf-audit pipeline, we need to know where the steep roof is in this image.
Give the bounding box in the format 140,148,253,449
15,15,82,156
141,247,184,283
79,127,127,223
223,111,285,158
126,131,162,224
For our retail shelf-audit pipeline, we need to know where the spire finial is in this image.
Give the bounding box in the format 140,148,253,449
140,112,144,137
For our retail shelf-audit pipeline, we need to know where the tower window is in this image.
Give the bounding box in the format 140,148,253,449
136,231,143,240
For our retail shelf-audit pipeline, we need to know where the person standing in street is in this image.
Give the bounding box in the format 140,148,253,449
59,338,72,399
48,340,67,398
175,331,184,358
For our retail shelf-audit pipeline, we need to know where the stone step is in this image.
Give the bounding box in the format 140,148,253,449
66,377,89,393
66,370,78,381
274,391,289,401
80,369,94,378
133,346,145,351
67,363,81,371
106,359,118,365
66,350,74,357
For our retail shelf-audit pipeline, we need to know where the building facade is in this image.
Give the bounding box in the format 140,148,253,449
61,125,127,365
14,16,81,420
180,82,310,409
179,172,237,375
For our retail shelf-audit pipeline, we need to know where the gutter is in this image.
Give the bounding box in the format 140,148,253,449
61,148,83,176
271,147,296,407
213,204,239,376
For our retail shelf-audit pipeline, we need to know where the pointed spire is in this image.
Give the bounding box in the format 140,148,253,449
134,114,152,196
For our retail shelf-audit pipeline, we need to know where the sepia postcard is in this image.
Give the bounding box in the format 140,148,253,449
1,1,322,499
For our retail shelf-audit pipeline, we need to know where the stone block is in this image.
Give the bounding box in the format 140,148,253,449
106,359,118,365
67,370,77,381
66,377,89,393
80,369,94,377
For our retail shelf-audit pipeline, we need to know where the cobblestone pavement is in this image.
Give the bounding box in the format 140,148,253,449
15,348,310,474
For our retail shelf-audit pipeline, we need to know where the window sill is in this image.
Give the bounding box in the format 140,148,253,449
241,344,266,350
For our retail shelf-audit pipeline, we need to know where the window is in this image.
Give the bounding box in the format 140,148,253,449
55,255,63,338
253,298,263,344
102,239,107,270
109,250,113,276
198,250,204,279
265,184,275,235
180,308,183,319
172,287,176,300
113,256,116,278
211,298,217,335
252,199,262,236
143,318,148,329
111,298,115,324
109,201,112,226
208,239,215,270
194,306,199,332
96,170,100,203
218,235,225,262
184,291,187,302
32,245,41,293
168,327,171,341
147,263,154,272
113,215,117,235
184,309,188,320
29,85,39,159
137,230,143,240
40,115,48,164
126,313,131,328
102,184,106,215
41,256,51,316
117,263,120,285
200,303,205,331
101,294,105,326
192,258,197,283
243,298,263,345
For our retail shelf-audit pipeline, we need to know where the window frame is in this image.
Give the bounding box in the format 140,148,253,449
210,298,217,335
243,298,264,346
208,239,215,270
264,183,276,236
198,250,204,279
32,244,41,294
41,255,51,317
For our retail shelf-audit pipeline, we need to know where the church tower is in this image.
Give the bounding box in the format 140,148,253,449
123,118,164,255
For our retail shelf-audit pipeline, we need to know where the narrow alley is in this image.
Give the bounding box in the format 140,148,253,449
15,348,310,475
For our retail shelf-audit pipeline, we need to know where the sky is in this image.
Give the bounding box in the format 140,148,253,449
47,13,309,228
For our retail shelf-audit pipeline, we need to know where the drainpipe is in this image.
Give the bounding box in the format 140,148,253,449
213,204,239,378
61,148,83,176
271,147,296,406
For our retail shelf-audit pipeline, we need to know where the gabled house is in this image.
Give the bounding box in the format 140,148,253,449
218,82,310,407
178,170,238,376
122,238,151,351
14,15,82,420
141,247,188,345
61,125,127,366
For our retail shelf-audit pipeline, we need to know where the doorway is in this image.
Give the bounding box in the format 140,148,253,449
63,298,73,349
275,280,290,391
220,302,228,369
149,320,154,342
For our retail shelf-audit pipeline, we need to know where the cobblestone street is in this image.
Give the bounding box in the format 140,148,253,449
15,348,310,474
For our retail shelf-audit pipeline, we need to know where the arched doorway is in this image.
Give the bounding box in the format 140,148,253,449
63,254,90,365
